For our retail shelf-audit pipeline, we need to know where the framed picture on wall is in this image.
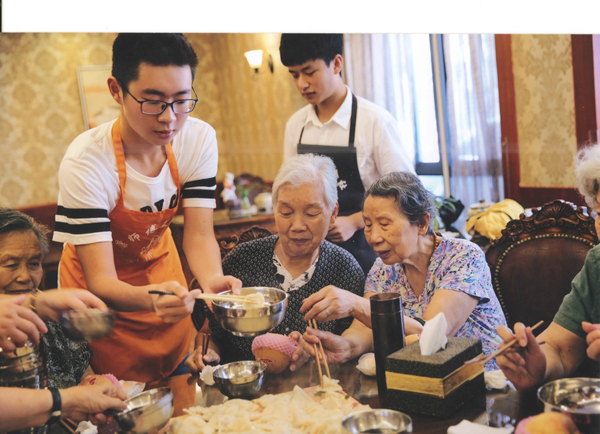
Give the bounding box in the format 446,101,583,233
77,65,120,130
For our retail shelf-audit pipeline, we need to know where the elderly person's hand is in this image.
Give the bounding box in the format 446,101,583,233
495,323,547,390
0,295,47,350
582,321,600,361
302,327,353,364
300,286,367,323
150,282,202,323
61,384,128,424
185,347,220,373
35,289,108,323
288,331,312,372
327,214,362,243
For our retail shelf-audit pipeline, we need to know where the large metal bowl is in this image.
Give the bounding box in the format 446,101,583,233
114,387,174,434
213,360,267,399
342,409,413,433
60,309,115,341
538,377,600,434
212,287,287,337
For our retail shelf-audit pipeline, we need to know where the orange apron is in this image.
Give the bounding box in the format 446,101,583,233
59,120,193,382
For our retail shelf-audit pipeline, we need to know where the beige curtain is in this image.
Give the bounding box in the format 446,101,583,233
342,34,417,165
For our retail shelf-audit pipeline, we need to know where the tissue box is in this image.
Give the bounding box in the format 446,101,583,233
385,337,485,418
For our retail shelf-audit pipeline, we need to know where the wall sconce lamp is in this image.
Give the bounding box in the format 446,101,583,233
244,50,274,74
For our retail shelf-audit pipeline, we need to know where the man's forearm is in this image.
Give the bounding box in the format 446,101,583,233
184,233,224,293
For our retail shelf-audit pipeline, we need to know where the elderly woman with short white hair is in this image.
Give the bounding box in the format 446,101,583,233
185,154,365,371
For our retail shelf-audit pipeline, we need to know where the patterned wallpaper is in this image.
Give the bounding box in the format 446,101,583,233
0,33,304,209
511,34,578,188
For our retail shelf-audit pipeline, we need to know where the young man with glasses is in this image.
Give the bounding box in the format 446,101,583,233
53,34,241,382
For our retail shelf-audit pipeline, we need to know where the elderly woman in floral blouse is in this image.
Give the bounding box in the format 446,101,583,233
301,172,507,371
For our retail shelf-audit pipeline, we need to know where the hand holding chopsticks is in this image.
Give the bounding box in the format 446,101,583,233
464,320,545,365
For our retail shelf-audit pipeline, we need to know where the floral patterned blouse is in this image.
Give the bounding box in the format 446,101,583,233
365,235,506,370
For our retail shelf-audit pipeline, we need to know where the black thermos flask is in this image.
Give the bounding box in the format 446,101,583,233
370,293,405,408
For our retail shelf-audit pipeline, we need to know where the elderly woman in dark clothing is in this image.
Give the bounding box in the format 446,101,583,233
186,154,365,372
0,208,94,388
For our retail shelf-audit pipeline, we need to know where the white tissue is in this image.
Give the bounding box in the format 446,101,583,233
356,353,376,376
119,380,146,397
199,364,221,386
420,312,448,356
447,420,514,434
484,370,508,390
76,421,98,434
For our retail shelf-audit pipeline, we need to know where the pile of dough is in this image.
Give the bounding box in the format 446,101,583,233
170,377,370,434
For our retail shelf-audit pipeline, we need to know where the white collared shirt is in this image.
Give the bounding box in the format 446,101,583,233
283,85,415,189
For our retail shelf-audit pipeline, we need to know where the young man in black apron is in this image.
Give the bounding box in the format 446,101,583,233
280,34,415,276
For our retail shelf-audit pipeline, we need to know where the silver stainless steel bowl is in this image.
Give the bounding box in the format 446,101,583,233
212,287,287,337
538,377,600,433
114,387,174,434
213,360,267,399
342,409,413,434
60,309,115,341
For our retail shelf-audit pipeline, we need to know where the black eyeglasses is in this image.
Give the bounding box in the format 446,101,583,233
125,87,198,115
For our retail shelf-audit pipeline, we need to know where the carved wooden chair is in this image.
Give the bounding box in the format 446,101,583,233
219,226,274,259
486,200,598,333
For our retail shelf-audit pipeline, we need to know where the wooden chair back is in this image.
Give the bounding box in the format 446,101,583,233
219,226,273,259
485,200,598,332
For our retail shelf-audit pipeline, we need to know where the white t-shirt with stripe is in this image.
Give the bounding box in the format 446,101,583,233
53,117,217,245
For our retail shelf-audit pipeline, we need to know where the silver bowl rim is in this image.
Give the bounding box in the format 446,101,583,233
212,287,288,318
341,409,413,432
537,377,600,412
212,360,268,382
118,387,173,416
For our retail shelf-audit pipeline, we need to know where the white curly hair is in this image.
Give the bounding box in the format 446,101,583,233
272,154,338,211
574,144,600,207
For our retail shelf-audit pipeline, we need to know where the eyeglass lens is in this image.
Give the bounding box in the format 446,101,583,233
142,100,196,115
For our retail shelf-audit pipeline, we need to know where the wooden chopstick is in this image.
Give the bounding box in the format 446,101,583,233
202,333,210,356
148,290,247,303
312,337,324,387
464,320,544,365
195,293,247,302
310,319,331,379
60,419,78,434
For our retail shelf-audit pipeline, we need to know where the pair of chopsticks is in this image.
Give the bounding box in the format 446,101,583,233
309,319,331,387
149,290,247,303
198,332,210,357
464,320,545,365
59,418,78,434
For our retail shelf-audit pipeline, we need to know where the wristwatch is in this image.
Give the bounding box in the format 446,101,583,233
413,317,426,326
47,387,62,424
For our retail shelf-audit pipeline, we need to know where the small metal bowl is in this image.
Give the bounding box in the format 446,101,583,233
60,309,115,341
212,287,287,337
114,387,174,434
342,409,413,433
212,360,267,399
538,377,600,433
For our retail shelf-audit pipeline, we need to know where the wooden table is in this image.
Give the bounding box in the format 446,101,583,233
145,359,542,433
